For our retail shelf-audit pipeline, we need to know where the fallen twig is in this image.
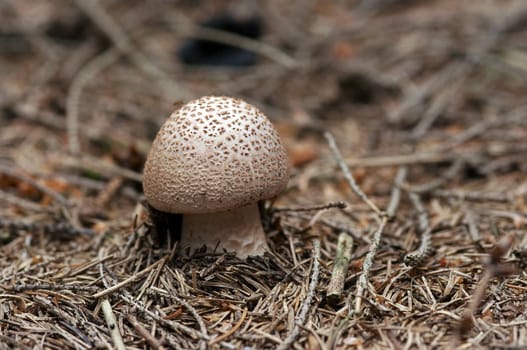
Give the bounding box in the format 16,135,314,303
325,132,409,314
273,201,347,213
122,293,209,341
353,217,388,314
66,48,120,154
101,299,127,350
352,166,407,314
386,167,407,218
325,132,382,216
0,218,95,236
0,189,54,213
93,258,166,298
276,239,320,350
209,307,247,345
464,210,481,242
326,232,354,306
2,283,99,294
58,154,143,182
0,163,70,207
404,193,433,266
458,234,516,339
164,292,209,350
344,150,454,168
126,315,166,350
402,159,464,194
432,189,511,203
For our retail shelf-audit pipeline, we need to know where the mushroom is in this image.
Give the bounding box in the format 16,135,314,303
143,96,289,258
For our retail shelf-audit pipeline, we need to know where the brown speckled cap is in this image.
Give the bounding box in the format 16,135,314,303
143,96,289,214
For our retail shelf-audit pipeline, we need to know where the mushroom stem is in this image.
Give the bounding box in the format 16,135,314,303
180,203,268,258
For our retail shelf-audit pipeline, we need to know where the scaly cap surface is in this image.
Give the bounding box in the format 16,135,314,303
143,96,289,214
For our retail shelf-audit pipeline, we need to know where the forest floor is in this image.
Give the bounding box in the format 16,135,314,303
1,0,527,349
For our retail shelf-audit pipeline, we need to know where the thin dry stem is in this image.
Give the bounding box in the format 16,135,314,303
101,299,126,350
276,239,321,350
67,48,120,154
326,232,354,306
325,131,383,217
404,193,433,266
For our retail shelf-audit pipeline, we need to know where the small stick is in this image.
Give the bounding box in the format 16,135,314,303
126,315,166,350
122,294,209,340
59,154,143,182
325,132,383,217
273,201,347,213
345,151,454,168
464,210,480,242
437,112,526,153
101,299,126,350
208,307,248,346
326,232,354,306
95,176,124,208
386,167,407,218
93,258,166,298
402,159,464,194
0,189,53,212
3,283,99,294
67,48,119,154
165,292,209,346
0,218,95,236
432,189,511,203
411,77,463,139
276,239,321,350
352,167,406,314
354,217,388,314
404,193,433,266
0,163,69,206
458,234,515,338
309,215,366,243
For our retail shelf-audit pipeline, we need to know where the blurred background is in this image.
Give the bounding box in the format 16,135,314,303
2,0,527,173
2,0,527,218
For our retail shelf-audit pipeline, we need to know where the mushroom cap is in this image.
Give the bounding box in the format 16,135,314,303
143,96,289,214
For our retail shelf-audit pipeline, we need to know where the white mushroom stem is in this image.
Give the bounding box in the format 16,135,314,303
180,203,268,258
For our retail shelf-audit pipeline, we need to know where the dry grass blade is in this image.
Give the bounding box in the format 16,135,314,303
208,307,247,345
276,239,321,350
93,257,166,298
101,299,126,350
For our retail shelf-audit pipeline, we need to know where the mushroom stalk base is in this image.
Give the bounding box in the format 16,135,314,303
180,203,268,258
